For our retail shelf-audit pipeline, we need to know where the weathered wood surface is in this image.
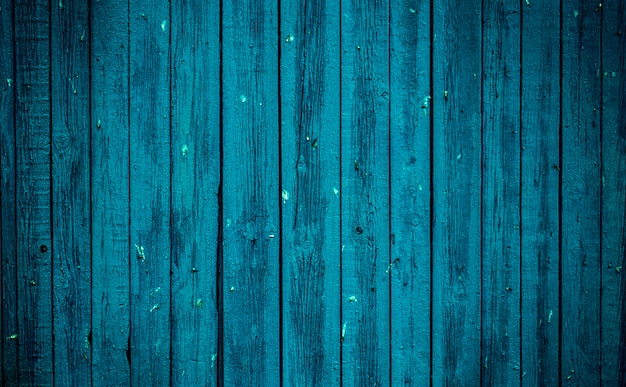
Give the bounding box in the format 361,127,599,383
431,0,483,385
520,0,561,385
0,2,624,386
389,1,431,385
51,1,92,385
280,0,341,385
481,1,521,385
170,0,221,385
221,0,281,385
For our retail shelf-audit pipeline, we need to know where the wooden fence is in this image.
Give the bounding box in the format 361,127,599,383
1,0,625,385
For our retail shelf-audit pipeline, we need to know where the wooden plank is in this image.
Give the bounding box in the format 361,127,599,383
90,1,131,384
279,0,341,385
170,0,220,384
481,1,522,385
14,0,53,384
560,2,602,384
340,1,390,385
520,0,561,385
601,1,626,385
128,2,171,385
221,0,280,384
431,0,482,385
0,0,17,383
388,1,431,385
51,1,92,384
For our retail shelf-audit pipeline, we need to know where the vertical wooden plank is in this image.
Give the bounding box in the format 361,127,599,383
14,0,53,384
561,2,602,384
128,1,171,385
389,1,431,385
340,0,390,385
221,0,280,384
91,0,131,384
280,0,341,385
431,0,482,385
520,0,561,385
0,0,17,384
481,1,521,385
601,1,626,385
51,1,91,384
170,0,220,384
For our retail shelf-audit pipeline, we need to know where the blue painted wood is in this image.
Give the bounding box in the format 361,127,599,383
221,0,281,385
431,1,483,385
51,1,92,384
601,1,626,385
0,0,17,383
340,1,391,385
170,0,220,384
90,0,132,384
280,0,341,385
389,1,431,385
520,0,561,385
128,2,171,385
14,0,53,384
481,1,522,385
561,2,602,384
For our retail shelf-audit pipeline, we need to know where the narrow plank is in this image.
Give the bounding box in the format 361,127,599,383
90,0,131,384
0,0,17,383
481,1,522,385
280,0,341,385
221,0,280,384
51,1,92,384
560,2,602,384
170,0,220,384
340,0,390,385
431,0,482,384
601,1,626,384
388,1,431,385
519,0,561,385
14,0,53,384
128,2,171,385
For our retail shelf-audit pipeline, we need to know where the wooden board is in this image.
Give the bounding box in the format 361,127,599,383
90,0,132,385
14,0,53,384
601,1,626,384
560,2,602,384
51,1,92,384
520,0,561,385
279,0,341,385
340,1,391,385
0,0,17,383
481,1,522,385
169,0,220,384
128,2,171,385
389,1,431,385
431,0,482,384
221,0,281,384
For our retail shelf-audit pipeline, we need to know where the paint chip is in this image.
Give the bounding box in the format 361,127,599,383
348,296,357,302
239,94,247,103
6,78,12,87
333,187,339,196
282,189,289,202
341,321,347,340
285,34,294,43
573,10,579,17
150,304,160,313
182,144,189,157
161,20,167,31
548,310,553,323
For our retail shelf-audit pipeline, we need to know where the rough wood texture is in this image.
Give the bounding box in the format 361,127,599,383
221,0,281,385
0,0,17,383
280,0,341,385
601,1,626,385
90,0,131,385
561,2,602,384
128,2,171,385
340,0,391,385
170,0,220,384
14,1,53,385
389,1,431,385
481,1,521,385
520,0,561,385
431,0,482,385
51,1,92,385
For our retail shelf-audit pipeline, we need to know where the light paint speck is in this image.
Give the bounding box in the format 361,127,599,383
6,78,12,87
333,187,339,196
573,10,579,17
239,94,247,103
282,189,289,202
182,144,189,157
161,20,167,31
